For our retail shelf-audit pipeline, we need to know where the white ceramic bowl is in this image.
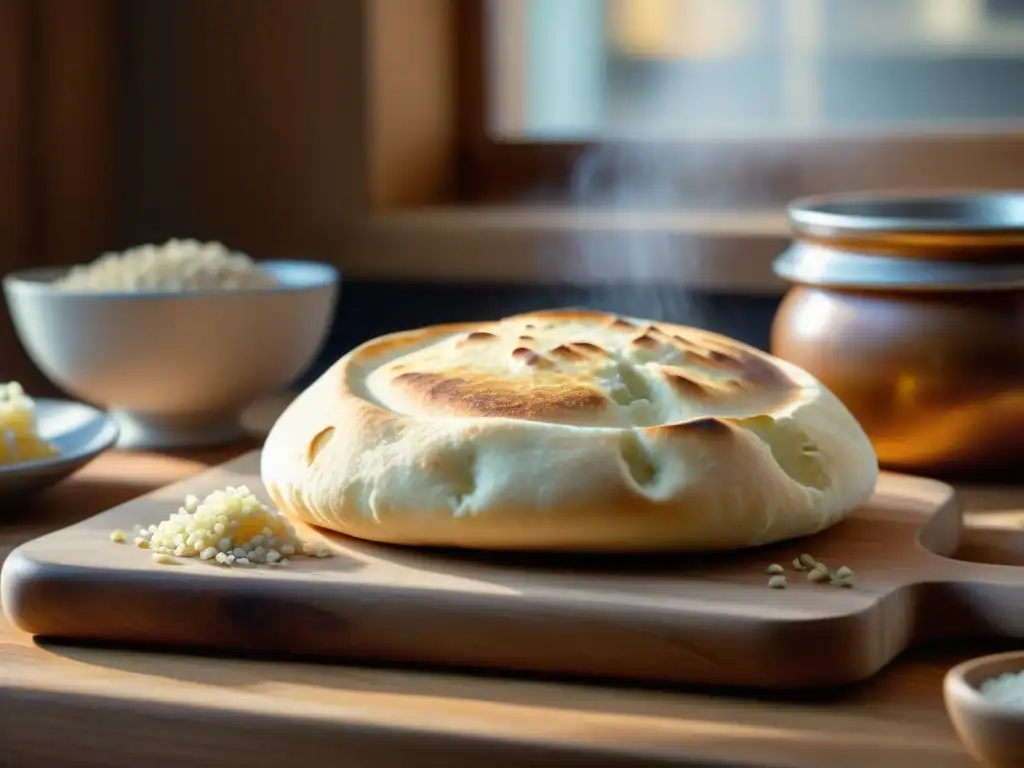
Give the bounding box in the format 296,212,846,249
944,650,1024,767
3,260,338,449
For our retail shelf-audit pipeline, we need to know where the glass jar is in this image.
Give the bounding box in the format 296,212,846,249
771,192,1024,476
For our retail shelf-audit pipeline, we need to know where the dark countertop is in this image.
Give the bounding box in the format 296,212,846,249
295,280,781,389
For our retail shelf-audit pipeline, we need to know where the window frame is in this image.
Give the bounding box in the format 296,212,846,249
456,0,1024,205
352,0,788,292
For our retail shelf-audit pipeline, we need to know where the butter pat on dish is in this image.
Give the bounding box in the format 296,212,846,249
0,382,59,466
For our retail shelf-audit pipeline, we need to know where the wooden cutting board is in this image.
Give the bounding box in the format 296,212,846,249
3,450,1022,690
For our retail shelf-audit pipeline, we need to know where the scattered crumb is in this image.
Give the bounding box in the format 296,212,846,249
109,529,126,544
807,568,829,584
832,565,855,587
763,557,856,589
152,553,178,565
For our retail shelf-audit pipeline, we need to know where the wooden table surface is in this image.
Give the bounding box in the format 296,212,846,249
2,441,1023,768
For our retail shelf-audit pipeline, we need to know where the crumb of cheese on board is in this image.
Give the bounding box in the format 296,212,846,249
132,485,333,567
0,382,59,466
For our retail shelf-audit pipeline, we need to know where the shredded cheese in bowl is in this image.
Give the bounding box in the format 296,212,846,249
0,382,59,466
980,671,1024,707
130,485,332,567
55,239,280,293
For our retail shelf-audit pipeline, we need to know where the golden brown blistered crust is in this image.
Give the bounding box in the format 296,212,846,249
521,311,792,388
356,308,804,426
660,371,711,400
646,416,735,438
630,333,661,350
389,370,608,421
456,331,498,347
568,341,609,357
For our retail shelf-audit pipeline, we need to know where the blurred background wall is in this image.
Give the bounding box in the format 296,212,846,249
3,0,1024,391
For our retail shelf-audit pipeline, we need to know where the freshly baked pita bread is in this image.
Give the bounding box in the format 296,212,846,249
261,309,878,551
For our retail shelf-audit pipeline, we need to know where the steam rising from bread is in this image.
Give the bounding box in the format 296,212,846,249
568,143,703,324
565,137,795,322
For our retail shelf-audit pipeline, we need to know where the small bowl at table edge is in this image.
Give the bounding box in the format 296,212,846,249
944,650,1024,767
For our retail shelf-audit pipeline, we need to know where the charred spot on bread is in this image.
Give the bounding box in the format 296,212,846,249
672,333,701,351
458,331,499,347
679,348,738,373
609,317,636,330
650,417,733,439
679,416,732,434
630,333,660,350
511,347,550,368
662,372,708,398
643,325,674,342
550,344,587,362
568,341,608,357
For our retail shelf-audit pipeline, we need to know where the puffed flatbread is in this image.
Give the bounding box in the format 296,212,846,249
261,309,878,551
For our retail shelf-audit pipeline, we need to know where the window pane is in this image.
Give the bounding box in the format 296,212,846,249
487,0,1024,140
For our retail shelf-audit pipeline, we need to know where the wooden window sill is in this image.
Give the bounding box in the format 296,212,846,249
345,206,790,295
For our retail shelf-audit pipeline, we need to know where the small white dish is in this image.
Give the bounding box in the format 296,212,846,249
944,650,1024,767
0,398,119,499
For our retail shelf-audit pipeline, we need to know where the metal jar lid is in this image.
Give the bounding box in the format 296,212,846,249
776,192,1024,291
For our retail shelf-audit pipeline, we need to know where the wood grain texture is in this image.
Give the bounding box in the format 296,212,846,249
124,0,367,259
5,451,1022,692
368,0,457,208
0,0,121,395
3,444,1023,766
31,0,122,267
0,0,37,391
0,0,27,266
